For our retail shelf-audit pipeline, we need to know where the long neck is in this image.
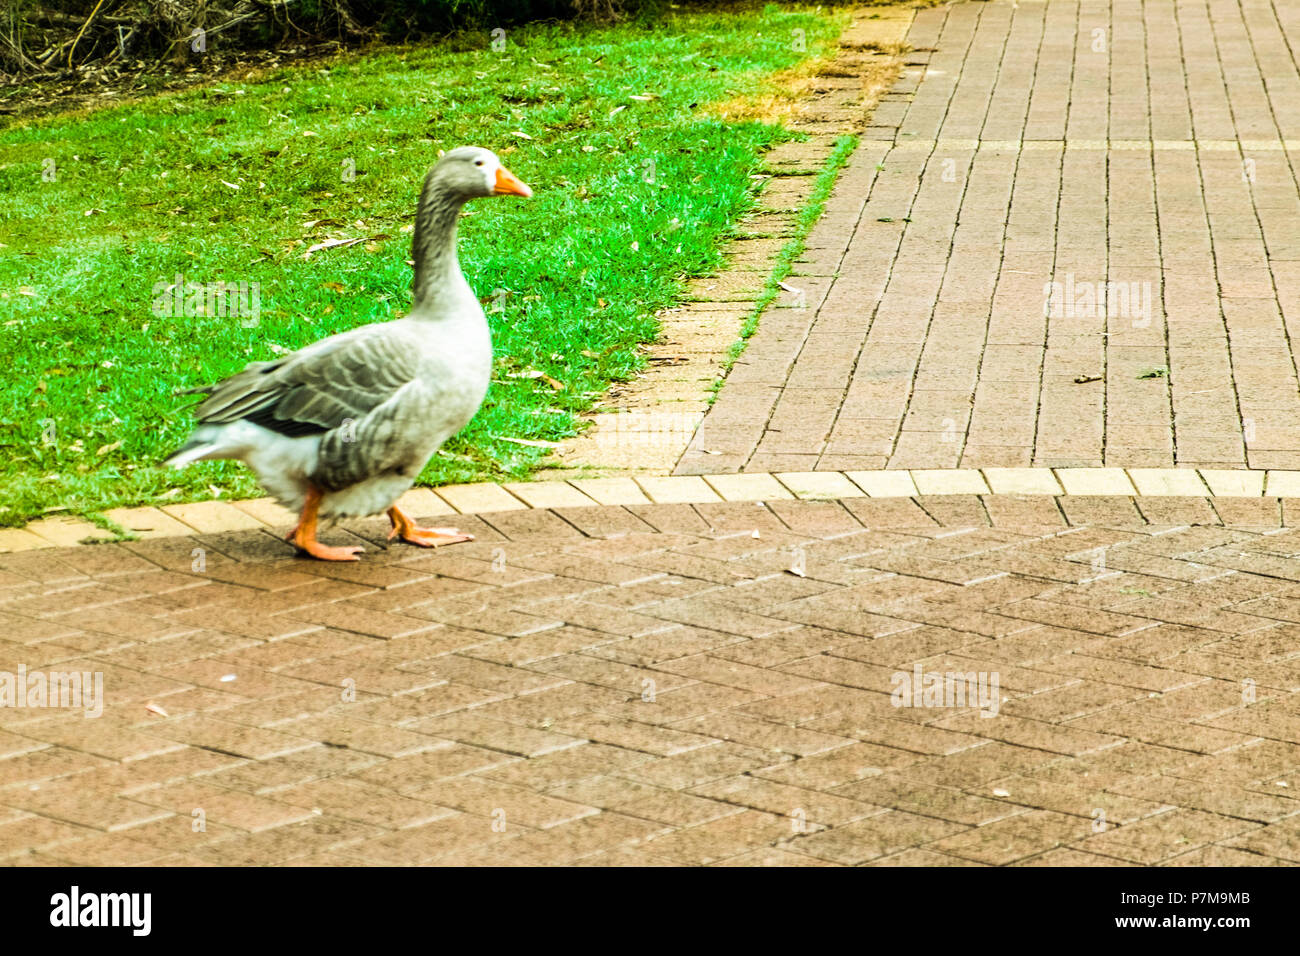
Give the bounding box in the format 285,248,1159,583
410,171,467,314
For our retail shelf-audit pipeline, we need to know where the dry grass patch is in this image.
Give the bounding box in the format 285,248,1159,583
708,52,842,124
706,3,913,127
708,45,908,125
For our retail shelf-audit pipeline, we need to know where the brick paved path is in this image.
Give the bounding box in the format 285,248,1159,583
679,0,1300,475
4,496,1300,865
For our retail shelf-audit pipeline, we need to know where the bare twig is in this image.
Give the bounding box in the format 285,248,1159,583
68,0,112,69
0,32,40,72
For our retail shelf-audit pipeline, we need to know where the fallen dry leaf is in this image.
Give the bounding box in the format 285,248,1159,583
303,236,365,258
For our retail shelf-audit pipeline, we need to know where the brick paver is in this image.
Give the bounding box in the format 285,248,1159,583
679,0,1300,475
5,496,1300,865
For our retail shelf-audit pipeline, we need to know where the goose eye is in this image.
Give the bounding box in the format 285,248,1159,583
474,160,484,166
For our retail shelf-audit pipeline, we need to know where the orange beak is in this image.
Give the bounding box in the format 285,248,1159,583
494,165,532,198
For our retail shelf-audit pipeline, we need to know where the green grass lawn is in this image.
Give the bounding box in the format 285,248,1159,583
0,3,846,527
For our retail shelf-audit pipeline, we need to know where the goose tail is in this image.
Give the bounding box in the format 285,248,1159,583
163,441,217,469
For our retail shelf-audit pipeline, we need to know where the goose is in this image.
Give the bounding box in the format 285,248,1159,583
164,146,532,561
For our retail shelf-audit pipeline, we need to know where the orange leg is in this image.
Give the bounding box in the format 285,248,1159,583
387,506,473,548
288,487,364,561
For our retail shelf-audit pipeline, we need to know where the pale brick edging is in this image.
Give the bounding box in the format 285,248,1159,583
6,467,1300,552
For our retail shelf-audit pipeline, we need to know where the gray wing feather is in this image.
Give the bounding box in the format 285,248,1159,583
188,328,420,435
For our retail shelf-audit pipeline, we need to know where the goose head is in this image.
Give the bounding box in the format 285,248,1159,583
434,146,533,200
